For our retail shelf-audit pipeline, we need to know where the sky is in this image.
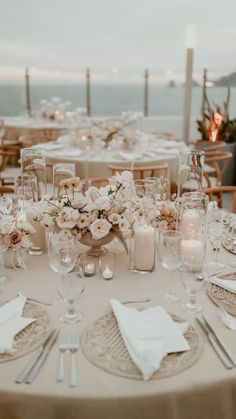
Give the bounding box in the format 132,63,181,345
0,0,236,84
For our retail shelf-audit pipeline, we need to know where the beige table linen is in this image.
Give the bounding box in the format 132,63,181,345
1,244,236,419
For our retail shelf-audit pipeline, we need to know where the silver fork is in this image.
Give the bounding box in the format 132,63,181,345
69,335,80,387
56,330,70,382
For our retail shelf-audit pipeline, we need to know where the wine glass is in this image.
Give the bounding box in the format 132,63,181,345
180,261,207,314
47,233,77,314
159,230,183,303
207,208,230,274
57,268,84,323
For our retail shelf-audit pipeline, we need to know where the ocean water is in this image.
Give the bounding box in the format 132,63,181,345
0,84,236,118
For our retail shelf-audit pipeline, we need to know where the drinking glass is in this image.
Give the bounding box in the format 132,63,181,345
21,148,47,200
47,233,77,315
159,230,183,303
15,174,38,202
53,163,75,199
15,185,33,213
57,270,84,323
180,262,206,313
207,208,230,273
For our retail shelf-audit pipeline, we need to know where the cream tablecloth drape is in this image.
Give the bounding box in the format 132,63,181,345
1,243,236,419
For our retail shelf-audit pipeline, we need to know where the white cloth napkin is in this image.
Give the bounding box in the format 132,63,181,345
111,299,190,380
209,277,236,293
0,294,35,354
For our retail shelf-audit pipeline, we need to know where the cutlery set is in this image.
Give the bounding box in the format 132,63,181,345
196,315,236,369
15,328,80,387
56,330,80,387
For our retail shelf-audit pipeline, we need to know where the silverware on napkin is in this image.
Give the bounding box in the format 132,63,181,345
15,329,58,384
196,317,233,369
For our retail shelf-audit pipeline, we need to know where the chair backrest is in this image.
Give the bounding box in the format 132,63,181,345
194,140,226,152
203,186,236,213
0,148,18,174
204,151,233,187
108,163,169,180
0,185,14,195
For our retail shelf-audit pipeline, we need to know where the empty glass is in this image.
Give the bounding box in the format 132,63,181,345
21,148,47,200
47,233,77,316
180,262,206,314
207,208,230,274
159,230,183,303
53,163,76,199
57,270,84,323
177,150,205,197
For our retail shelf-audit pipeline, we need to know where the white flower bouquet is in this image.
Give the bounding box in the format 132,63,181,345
40,172,134,252
0,212,35,250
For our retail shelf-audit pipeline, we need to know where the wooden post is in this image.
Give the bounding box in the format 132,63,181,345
202,68,207,125
25,67,32,117
144,69,149,117
86,68,91,117
183,48,194,144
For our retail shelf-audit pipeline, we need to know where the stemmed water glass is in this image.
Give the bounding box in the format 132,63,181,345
207,208,230,274
48,233,81,322
180,261,207,314
159,230,183,303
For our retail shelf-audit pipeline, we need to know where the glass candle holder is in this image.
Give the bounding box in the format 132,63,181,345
53,163,76,199
99,253,115,280
180,192,209,240
79,254,96,277
21,148,47,200
129,179,156,273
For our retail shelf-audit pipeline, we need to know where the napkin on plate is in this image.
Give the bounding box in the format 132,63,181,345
111,299,190,380
0,294,35,354
209,277,236,293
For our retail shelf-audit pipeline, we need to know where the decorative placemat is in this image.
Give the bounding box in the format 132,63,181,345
0,300,51,363
208,273,236,317
80,310,203,380
222,238,236,255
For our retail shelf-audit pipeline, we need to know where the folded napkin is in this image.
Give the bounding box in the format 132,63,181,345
0,294,35,354
111,299,190,380
209,277,236,293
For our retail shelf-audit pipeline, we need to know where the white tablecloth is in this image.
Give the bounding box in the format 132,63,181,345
1,241,236,419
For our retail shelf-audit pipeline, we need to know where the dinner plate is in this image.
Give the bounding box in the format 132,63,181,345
208,272,236,316
0,300,51,363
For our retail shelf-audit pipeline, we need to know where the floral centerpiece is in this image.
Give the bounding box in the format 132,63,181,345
40,172,133,256
0,210,35,269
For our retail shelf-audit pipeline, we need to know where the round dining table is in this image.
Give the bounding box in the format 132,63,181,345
34,134,187,181
1,240,236,419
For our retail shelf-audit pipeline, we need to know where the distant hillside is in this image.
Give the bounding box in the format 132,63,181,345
214,72,236,86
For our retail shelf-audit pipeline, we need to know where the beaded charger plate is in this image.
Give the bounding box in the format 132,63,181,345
80,310,203,380
0,300,50,363
208,273,236,317
222,238,236,255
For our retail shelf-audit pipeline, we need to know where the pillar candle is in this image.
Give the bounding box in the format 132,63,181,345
181,239,204,268
134,224,155,271
182,209,200,239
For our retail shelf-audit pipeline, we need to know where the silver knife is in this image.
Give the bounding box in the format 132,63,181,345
15,329,57,384
201,315,236,367
196,317,233,369
25,329,58,384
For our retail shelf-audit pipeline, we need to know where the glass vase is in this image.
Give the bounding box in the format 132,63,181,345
20,148,47,200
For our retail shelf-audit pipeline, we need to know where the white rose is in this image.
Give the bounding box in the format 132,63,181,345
77,214,91,229
56,207,79,229
90,219,112,240
85,186,110,211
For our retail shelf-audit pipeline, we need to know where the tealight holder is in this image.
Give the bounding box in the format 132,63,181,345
79,254,96,277
99,253,115,280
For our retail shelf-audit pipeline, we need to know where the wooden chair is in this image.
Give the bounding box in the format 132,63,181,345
0,186,14,196
0,148,20,185
203,151,233,188
203,186,236,213
194,140,226,152
108,163,169,179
